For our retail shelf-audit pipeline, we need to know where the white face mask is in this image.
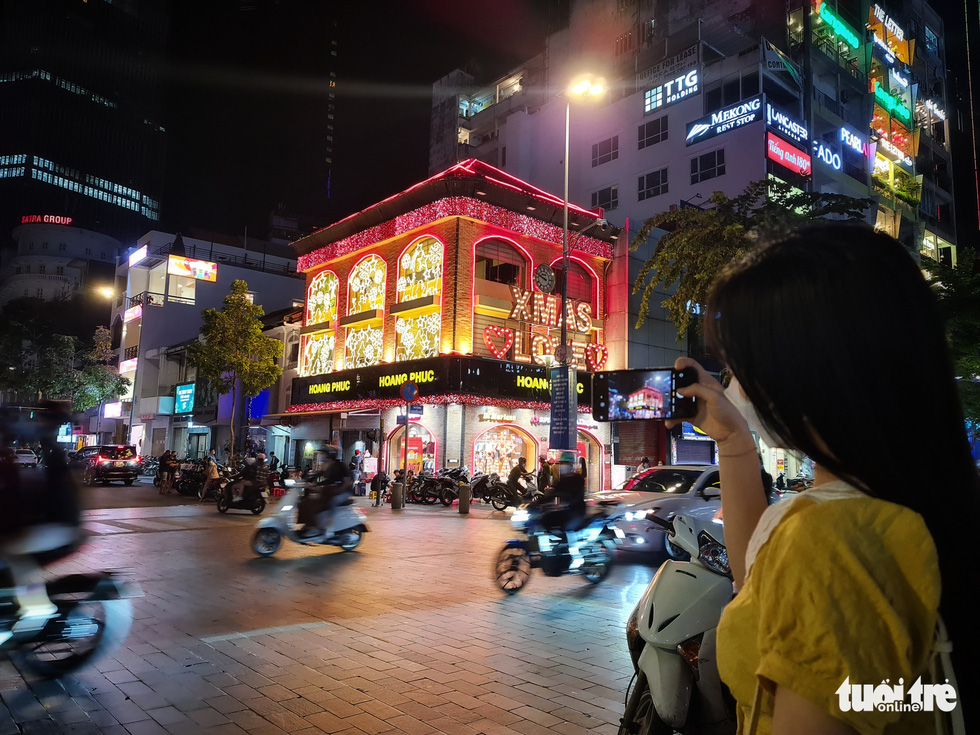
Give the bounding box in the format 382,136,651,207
725,378,786,449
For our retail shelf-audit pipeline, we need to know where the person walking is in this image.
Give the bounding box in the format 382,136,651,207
268,451,287,491
536,455,551,495
575,456,588,493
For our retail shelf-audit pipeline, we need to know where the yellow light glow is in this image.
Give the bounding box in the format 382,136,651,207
589,83,604,96
307,271,338,326
571,78,592,95
99,287,114,298
395,313,441,362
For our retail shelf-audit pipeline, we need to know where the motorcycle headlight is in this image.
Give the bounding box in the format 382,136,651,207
626,607,643,668
697,531,731,577
511,509,530,526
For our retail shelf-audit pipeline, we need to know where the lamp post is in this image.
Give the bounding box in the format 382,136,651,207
552,74,604,454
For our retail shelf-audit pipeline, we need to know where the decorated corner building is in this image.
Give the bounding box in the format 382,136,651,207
285,159,620,490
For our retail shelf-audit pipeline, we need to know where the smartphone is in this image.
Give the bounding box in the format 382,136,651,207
591,368,698,422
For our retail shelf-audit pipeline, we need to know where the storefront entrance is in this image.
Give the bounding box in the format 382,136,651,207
387,423,436,475
473,425,537,479
577,430,602,493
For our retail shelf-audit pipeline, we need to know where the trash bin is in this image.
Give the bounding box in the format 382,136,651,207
458,482,471,515
391,482,404,510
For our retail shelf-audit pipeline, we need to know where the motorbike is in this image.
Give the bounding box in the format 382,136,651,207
617,510,736,735
252,481,369,556
1,559,143,678
494,502,623,593
434,466,469,506
216,473,268,514
176,460,207,497
139,455,159,477
489,472,540,511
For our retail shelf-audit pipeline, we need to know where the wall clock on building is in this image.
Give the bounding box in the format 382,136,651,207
534,264,556,293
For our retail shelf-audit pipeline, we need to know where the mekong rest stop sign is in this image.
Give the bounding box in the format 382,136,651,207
400,381,419,403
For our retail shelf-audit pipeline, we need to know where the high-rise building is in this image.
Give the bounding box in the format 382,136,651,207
0,0,168,244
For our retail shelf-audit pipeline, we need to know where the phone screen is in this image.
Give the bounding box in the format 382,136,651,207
592,368,696,421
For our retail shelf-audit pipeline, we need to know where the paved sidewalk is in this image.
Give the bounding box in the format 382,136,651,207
2,499,661,734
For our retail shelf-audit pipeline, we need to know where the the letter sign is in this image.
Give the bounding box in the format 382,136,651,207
767,133,812,176
813,140,843,171
686,95,762,145
765,102,808,144
20,214,73,226
646,69,700,113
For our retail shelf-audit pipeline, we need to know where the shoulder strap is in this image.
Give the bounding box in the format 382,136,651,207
931,617,966,735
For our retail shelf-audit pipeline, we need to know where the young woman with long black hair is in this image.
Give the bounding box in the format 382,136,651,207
668,224,975,733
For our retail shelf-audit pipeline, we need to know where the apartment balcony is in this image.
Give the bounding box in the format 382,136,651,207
124,345,139,361
128,291,165,308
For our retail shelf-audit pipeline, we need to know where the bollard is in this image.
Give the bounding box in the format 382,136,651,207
391,482,404,510
458,482,471,515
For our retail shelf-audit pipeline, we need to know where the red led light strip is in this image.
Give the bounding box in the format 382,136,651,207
297,197,613,272
286,394,593,414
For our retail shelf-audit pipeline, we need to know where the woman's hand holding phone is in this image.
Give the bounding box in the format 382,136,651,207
665,358,756,458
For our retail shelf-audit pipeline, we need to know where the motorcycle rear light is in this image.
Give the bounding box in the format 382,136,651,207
677,633,704,680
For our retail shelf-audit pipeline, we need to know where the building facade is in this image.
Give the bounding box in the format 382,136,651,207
284,160,620,491
0,218,119,307
429,0,958,475
0,0,168,244
103,230,304,457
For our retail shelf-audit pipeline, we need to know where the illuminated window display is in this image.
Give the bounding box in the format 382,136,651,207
397,237,442,301
301,331,336,377
348,255,386,314
388,424,435,475
396,313,440,361
306,271,338,326
345,325,383,369
473,426,535,479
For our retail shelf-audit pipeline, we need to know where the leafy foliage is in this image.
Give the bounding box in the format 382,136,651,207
922,249,980,423
73,326,130,412
629,179,874,338
186,280,283,454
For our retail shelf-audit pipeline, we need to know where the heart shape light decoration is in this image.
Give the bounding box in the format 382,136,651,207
585,344,608,372
483,325,515,359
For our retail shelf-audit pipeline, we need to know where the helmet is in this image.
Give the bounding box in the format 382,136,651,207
257,453,266,460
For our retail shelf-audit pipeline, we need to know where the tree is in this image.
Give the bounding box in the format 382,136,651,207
186,280,283,457
0,316,79,403
921,249,980,424
73,326,130,413
630,179,874,338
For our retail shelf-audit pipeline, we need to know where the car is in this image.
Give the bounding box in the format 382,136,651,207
13,448,38,467
592,465,722,558
69,444,140,486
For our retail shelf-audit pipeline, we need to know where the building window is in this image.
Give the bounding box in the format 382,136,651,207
39,264,46,274
591,135,619,167
348,255,387,315
85,248,91,255
591,185,619,212
28,243,34,250
691,149,726,184
552,260,594,305
42,242,48,250
475,239,527,287
301,331,336,376
638,167,669,201
58,243,66,251
56,266,64,276
36,288,43,298
638,116,668,149
924,26,939,55
397,237,443,302
306,270,339,326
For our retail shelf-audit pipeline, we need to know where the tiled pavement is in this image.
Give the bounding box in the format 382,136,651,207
1,498,662,734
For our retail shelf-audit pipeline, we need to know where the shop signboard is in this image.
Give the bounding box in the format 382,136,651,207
636,44,699,89
765,101,808,144
766,133,811,176
686,95,762,145
813,140,843,171
549,365,578,451
129,245,148,267
289,355,593,409
174,383,195,414
167,255,218,282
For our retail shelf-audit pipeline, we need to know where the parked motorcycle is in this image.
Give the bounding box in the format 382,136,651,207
216,473,268,515
617,510,736,735
494,502,623,593
176,460,207,497
252,481,368,556
139,455,158,477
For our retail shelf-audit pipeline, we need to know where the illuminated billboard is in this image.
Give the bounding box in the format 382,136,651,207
123,304,142,323
104,402,122,418
118,358,138,373
129,245,148,267
174,383,195,414
767,133,812,176
168,255,218,282
686,96,762,145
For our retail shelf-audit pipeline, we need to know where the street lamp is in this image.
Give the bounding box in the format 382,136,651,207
560,74,605,361
550,74,605,455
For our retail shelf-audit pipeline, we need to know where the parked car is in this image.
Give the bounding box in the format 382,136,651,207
13,448,38,467
592,465,722,558
69,444,140,486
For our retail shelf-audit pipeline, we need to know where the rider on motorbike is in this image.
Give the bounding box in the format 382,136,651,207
0,402,83,639
529,452,587,567
299,446,352,539
507,457,536,505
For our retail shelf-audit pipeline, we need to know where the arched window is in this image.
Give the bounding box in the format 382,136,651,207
475,239,528,287
306,270,338,326
552,260,594,305
348,255,386,314
395,237,443,362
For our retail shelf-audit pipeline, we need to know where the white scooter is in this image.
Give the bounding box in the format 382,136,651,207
618,508,736,735
251,480,369,557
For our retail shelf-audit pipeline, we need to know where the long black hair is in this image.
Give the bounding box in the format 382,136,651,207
706,223,979,719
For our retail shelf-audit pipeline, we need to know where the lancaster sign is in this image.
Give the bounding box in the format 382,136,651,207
765,102,808,144
686,95,762,145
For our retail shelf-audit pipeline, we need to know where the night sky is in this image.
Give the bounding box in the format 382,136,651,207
162,1,565,240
